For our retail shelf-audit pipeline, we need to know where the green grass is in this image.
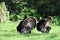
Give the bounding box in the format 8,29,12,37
0,21,60,40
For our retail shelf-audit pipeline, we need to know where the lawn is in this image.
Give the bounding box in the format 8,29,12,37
0,21,60,40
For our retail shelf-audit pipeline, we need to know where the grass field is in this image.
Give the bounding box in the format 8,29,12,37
0,21,60,40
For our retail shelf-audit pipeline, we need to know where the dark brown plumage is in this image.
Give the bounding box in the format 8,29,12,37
37,16,52,33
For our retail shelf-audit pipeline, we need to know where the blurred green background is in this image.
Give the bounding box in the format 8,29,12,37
0,0,60,40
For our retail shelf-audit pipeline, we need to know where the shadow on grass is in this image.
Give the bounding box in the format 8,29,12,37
0,33,41,37
10,30,16,32
0,30,8,32
0,30,18,37
49,33,58,39
0,33,17,37
0,30,41,37
0,29,52,37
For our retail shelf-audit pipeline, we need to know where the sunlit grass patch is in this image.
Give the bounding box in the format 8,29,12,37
0,21,60,40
